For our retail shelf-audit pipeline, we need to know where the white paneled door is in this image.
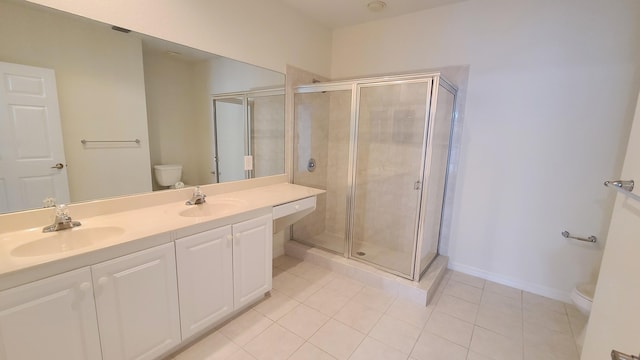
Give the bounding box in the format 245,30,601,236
582,94,640,359
0,61,69,213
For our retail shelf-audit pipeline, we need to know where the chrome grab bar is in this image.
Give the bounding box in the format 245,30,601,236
604,180,634,192
612,350,640,360
561,230,597,243
81,139,141,144
604,179,640,202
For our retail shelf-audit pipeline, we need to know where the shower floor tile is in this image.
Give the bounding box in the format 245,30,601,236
169,256,587,360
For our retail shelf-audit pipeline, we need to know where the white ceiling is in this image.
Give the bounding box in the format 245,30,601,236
278,0,468,29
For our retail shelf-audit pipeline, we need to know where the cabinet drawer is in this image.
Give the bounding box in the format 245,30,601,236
273,196,316,219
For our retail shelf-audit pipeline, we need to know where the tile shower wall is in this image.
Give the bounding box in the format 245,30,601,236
292,89,351,253
252,94,285,178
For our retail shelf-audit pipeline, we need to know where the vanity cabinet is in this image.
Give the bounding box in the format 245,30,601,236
232,214,273,308
0,268,102,360
176,225,234,339
92,242,181,360
176,214,273,340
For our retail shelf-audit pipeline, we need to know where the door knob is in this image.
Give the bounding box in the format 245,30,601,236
51,163,64,169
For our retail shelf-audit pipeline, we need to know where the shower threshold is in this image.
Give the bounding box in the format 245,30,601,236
285,240,448,306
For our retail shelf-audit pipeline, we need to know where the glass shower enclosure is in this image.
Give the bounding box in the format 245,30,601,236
211,89,285,183
291,73,456,280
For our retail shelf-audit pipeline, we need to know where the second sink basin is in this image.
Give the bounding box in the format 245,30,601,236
179,198,246,218
11,226,125,257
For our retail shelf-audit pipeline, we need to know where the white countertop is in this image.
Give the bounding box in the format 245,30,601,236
0,183,324,290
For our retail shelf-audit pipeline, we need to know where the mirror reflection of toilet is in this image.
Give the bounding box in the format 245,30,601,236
153,164,183,189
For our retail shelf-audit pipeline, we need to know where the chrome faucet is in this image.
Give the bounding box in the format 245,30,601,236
42,204,82,233
186,186,207,205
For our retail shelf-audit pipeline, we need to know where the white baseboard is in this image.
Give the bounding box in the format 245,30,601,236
448,261,572,303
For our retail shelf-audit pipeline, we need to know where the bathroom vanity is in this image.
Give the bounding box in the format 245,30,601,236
0,179,322,360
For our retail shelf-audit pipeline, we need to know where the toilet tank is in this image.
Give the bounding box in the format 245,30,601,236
154,164,182,186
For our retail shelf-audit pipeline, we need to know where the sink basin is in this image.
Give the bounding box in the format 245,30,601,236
179,198,246,218
11,226,125,257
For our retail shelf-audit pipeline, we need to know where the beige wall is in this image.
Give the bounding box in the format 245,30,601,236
0,1,152,203
332,0,640,300
25,0,332,77
143,49,205,189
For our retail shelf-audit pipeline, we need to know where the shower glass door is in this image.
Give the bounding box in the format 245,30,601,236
291,88,352,254
350,80,432,277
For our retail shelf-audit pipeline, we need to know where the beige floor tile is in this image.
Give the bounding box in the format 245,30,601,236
304,287,352,316
369,314,422,353
309,319,366,360
273,272,324,301
410,332,467,360
272,267,284,278
475,305,523,341
272,255,302,270
423,311,474,347
271,271,299,291
244,323,304,360
450,271,486,289
484,281,522,300
288,343,336,360
174,332,239,360
466,350,494,360
285,261,336,286
252,290,299,321
227,349,257,360
385,297,433,328
333,300,384,334
351,286,397,312
277,304,329,339
435,294,479,323
565,303,588,341
349,337,409,360
444,280,483,304
524,322,579,360
523,292,566,314
523,306,572,334
220,309,273,346
323,275,365,298
480,291,522,318
470,326,523,360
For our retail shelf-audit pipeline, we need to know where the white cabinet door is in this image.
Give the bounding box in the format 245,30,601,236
92,243,181,360
176,225,234,340
232,214,273,309
0,268,101,360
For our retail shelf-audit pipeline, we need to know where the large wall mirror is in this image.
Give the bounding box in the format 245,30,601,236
0,0,285,214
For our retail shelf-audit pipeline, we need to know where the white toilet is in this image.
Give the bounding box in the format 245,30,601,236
571,282,596,351
153,164,183,188
571,282,595,315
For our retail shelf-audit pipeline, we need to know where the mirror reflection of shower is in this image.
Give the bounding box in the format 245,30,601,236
211,89,284,183
292,74,457,281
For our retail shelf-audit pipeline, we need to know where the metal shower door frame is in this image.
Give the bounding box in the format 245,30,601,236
346,78,433,280
211,88,284,182
293,73,456,281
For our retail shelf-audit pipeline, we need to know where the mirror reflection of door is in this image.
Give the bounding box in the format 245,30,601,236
0,61,70,214
212,97,248,183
